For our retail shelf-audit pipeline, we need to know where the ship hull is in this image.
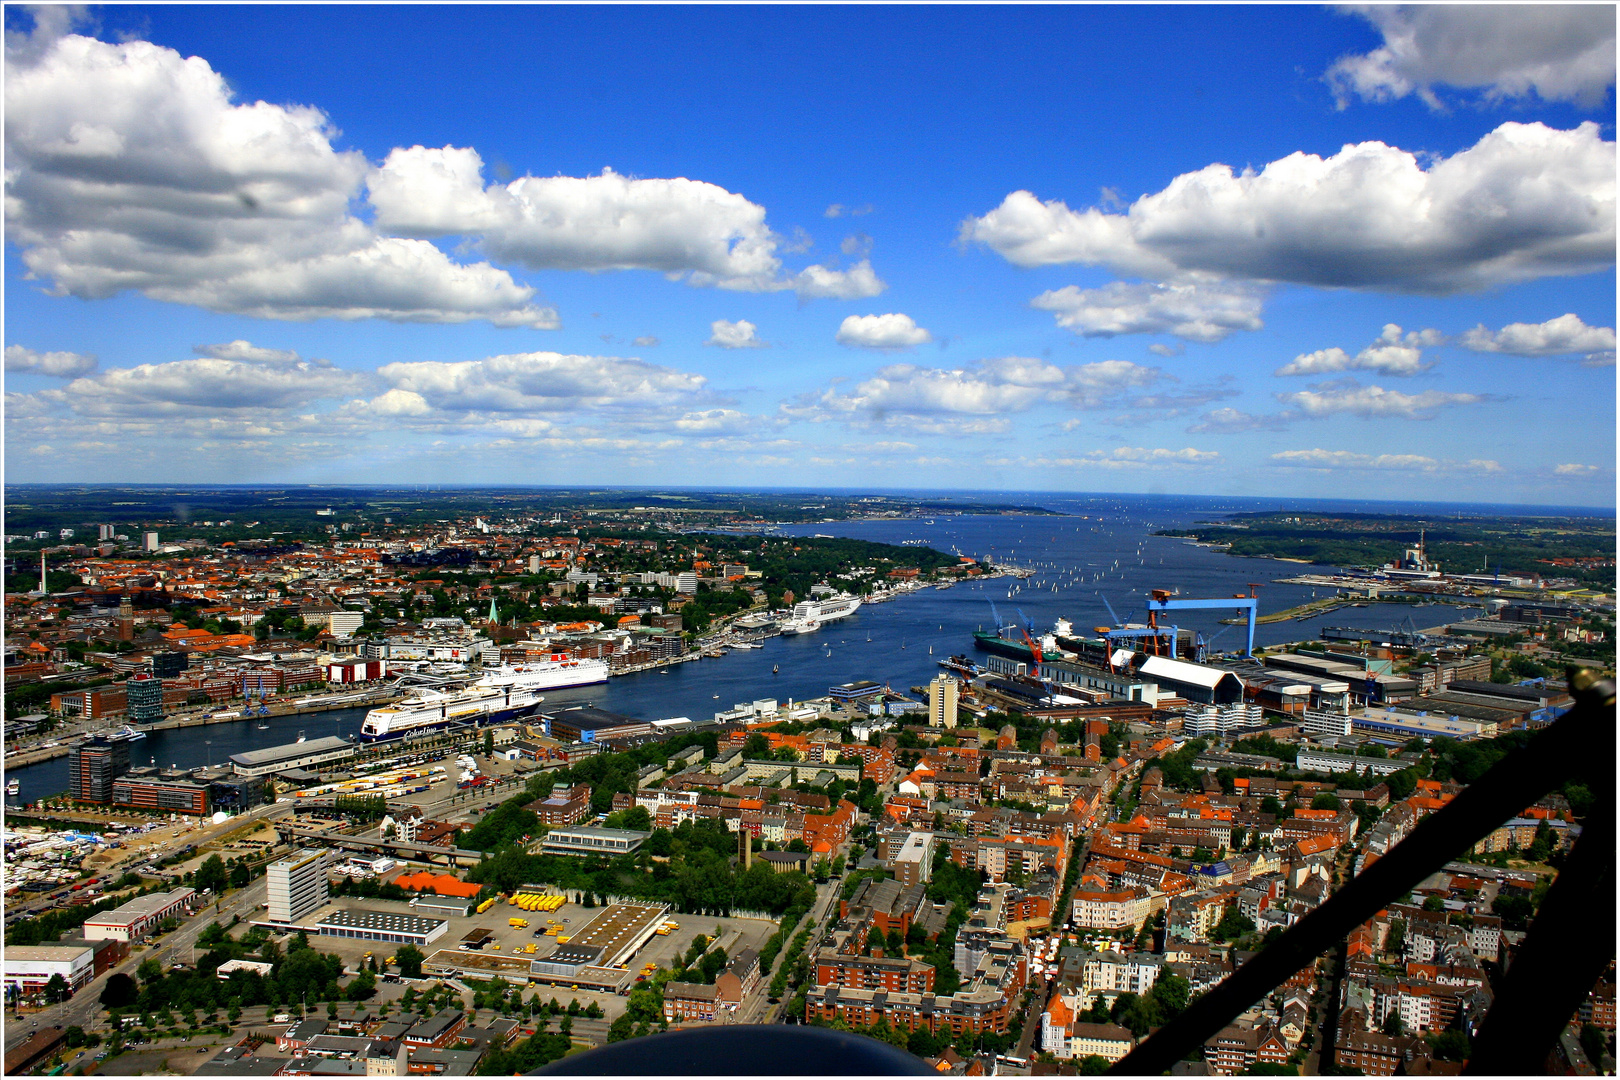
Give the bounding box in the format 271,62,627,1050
357,700,544,743
973,631,1035,662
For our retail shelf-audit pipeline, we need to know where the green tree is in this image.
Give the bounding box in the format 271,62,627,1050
395,945,425,980
100,973,138,1011
194,854,228,894
1311,793,1342,812
1426,1030,1471,1062
346,969,376,1001
44,973,71,1004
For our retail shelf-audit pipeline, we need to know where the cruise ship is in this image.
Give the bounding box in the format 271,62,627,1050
791,593,863,624
358,656,607,742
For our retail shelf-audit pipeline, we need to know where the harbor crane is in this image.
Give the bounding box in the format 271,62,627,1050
1097,594,1178,658
1144,586,1261,658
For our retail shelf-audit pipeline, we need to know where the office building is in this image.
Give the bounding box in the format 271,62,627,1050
125,672,164,724
141,531,160,552
928,675,958,729
151,651,189,679
111,769,210,815
268,848,332,924
69,737,129,804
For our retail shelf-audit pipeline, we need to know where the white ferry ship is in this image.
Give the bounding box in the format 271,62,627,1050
358,656,607,742
791,593,863,624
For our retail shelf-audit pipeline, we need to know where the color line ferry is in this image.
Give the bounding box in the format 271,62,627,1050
358,656,607,741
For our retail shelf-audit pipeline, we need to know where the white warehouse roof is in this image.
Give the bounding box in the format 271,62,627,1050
1139,655,1242,690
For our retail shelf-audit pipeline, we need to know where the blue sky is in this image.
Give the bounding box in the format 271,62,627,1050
4,4,1615,507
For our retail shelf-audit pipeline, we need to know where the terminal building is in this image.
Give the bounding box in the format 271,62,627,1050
230,735,356,777
540,707,653,744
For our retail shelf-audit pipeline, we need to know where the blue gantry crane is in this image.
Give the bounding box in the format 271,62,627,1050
1144,586,1261,658
1097,594,1179,657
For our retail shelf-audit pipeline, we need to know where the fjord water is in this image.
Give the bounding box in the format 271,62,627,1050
8,494,1480,801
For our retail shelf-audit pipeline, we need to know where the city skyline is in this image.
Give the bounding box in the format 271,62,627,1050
4,5,1616,506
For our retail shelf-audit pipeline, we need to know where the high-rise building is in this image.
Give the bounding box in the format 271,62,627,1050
126,672,164,724
267,848,331,924
928,675,959,730
676,571,699,595
98,524,116,541
141,531,160,552
69,737,130,804
152,651,188,679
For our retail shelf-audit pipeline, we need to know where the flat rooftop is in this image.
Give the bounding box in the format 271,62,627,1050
85,888,195,925
423,949,534,976
543,707,645,731
564,901,670,967
315,909,446,936
5,944,93,961
230,735,353,767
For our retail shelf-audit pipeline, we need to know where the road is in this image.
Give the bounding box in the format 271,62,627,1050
5,876,269,1052
750,876,843,1026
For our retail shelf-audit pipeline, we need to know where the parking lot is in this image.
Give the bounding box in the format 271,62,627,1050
298,892,780,993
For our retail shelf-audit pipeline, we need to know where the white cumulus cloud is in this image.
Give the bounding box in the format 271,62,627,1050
788,260,886,300
48,354,366,416
1327,5,1616,110
1271,449,1502,473
1554,463,1602,476
706,320,767,349
4,27,557,328
1275,381,1486,419
836,313,933,350
369,145,885,300
962,122,1614,293
375,351,709,415
1187,407,1294,434
1275,324,1439,377
1030,279,1265,343
1458,313,1616,364
4,345,97,377
783,356,1161,431
193,340,316,366
371,150,779,287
